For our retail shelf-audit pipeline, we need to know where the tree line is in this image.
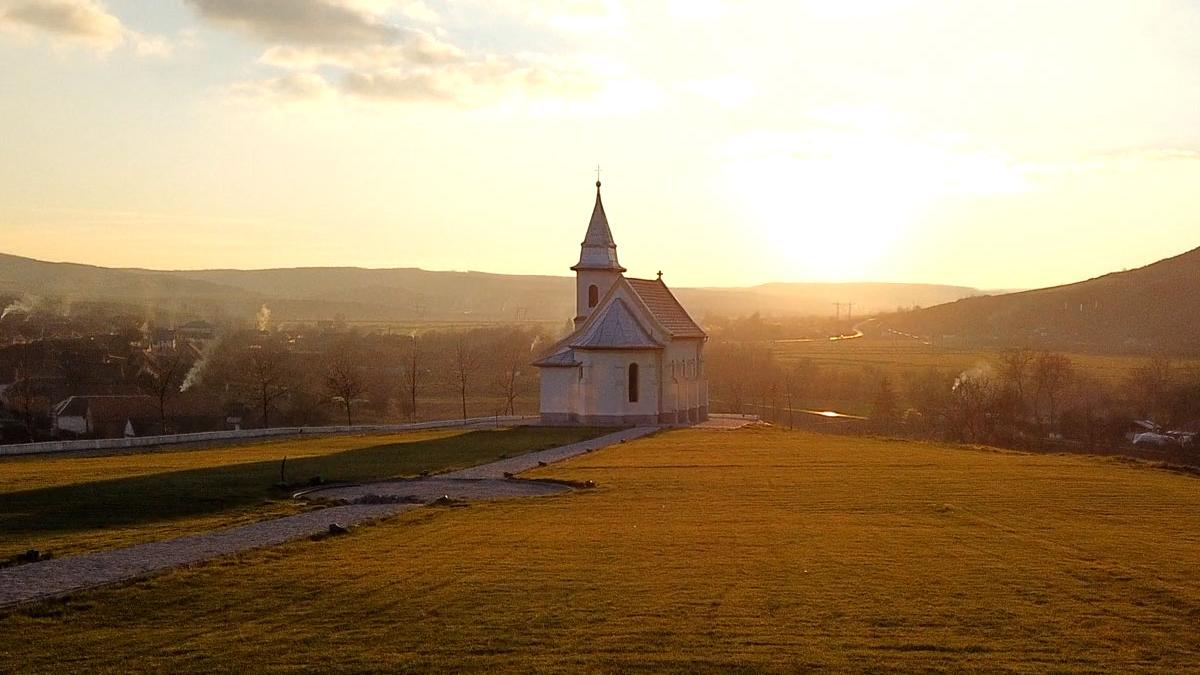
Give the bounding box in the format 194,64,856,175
706,341,1200,450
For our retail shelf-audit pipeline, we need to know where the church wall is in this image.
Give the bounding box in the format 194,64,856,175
577,349,660,422
538,368,578,424
662,337,707,423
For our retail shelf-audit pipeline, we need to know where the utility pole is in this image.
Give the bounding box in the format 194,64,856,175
832,302,842,320
846,302,855,322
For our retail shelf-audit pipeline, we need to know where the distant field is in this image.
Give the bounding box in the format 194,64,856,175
4,427,1198,671
276,319,565,333
773,335,1200,384
0,426,605,558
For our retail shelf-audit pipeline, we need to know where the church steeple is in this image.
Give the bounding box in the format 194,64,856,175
571,179,626,328
572,181,626,273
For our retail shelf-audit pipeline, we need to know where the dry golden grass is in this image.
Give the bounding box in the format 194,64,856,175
3,427,1200,672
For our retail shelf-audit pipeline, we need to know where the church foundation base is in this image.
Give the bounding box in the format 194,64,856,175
540,413,659,427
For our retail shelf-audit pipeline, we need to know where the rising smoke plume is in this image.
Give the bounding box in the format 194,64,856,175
256,304,272,332
1,298,34,321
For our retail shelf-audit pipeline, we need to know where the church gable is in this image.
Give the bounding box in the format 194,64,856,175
570,297,662,350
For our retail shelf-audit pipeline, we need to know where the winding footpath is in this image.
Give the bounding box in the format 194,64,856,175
0,426,658,609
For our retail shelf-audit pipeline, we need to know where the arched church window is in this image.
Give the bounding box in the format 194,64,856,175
588,284,599,307
628,363,639,403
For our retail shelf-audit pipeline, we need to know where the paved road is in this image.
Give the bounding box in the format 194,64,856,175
0,426,659,609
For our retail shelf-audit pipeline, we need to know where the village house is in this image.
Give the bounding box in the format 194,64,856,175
51,395,160,438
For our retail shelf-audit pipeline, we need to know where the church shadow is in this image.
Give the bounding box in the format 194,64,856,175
0,427,576,549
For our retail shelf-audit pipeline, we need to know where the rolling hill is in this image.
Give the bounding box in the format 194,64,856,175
883,245,1200,353
0,252,980,325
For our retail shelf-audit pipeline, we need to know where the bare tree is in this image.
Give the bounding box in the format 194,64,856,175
492,332,531,417
905,367,954,436
872,376,899,431
1061,373,1111,448
1128,355,1173,422
949,370,999,443
325,355,368,426
497,352,521,416
403,335,420,421
139,349,189,435
452,332,480,420
8,374,41,439
1032,352,1073,433
999,347,1035,419
245,344,291,428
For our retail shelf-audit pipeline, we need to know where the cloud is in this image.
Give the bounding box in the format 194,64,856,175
0,0,175,55
341,56,595,104
258,30,463,70
185,0,401,46
0,0,122,49
194,0,597,106
477,0,627,36
228,71,337,104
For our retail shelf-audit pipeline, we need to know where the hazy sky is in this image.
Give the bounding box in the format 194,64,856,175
2,0,1199,289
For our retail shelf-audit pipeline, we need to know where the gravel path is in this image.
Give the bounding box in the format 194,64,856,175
0,425,659,609
447,426,658,479
0,504,412,608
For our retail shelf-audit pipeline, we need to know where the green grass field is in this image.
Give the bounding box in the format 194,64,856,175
0,426,606,559
3,427,1198,671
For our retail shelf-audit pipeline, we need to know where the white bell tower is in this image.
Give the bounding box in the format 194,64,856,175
571,180,626,327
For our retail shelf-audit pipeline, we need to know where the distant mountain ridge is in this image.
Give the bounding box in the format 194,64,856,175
883,245,1200,353
0,252,982,324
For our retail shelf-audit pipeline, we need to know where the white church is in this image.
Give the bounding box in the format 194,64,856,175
534,180,709,426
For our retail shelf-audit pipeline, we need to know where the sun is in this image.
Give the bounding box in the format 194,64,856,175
721,129,1028,281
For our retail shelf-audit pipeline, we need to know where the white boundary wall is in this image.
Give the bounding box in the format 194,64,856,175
0,416,537,457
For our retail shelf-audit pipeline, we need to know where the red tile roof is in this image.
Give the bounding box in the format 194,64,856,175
626,278,706,338
85,396,159,423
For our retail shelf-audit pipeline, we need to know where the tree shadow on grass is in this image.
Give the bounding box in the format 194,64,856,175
0,426,605,548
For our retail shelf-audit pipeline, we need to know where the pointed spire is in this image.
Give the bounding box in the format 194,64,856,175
583,181,615,248
572,179,626,272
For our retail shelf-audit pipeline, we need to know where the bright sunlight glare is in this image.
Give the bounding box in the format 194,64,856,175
722,125,1031,281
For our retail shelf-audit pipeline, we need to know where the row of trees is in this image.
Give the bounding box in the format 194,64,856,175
706,340,1200,449
1,323,555,440
182,325,550,429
